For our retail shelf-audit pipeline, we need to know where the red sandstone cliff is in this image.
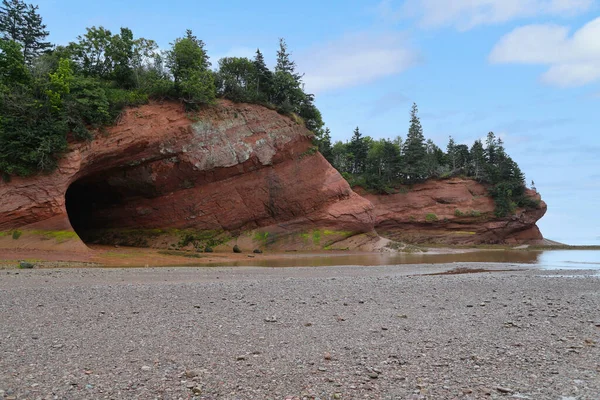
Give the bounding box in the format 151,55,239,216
360,179,546,245
0,100,375,252
0,101,545,252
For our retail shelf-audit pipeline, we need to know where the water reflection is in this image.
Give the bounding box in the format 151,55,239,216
209,250,541,268
208,250,600,270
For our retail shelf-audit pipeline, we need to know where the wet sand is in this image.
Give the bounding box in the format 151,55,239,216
1,264,599,399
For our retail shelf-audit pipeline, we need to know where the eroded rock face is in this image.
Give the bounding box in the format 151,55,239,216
361,179,546,245
0,101,375,251
0,101,546,252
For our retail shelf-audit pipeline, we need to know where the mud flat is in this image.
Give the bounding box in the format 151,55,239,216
1,264,599,399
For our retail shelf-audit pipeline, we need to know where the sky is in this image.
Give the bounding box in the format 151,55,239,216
36,0,600,245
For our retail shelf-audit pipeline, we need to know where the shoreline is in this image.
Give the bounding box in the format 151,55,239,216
2,244,599,269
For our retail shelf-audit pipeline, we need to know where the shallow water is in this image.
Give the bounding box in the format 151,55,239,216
211,249,600,270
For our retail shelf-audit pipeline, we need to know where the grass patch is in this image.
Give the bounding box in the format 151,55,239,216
253,231,270,245
425,213,438,223
31,230,79,243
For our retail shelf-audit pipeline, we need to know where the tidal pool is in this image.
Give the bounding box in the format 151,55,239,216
209,249,600,270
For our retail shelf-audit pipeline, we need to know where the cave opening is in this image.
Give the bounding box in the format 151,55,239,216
65,176,127,244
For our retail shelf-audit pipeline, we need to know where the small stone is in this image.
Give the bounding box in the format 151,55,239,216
318,367,327,372
333,393,342,399
141,366,152,372
324,352,332,360
264,316,277,323
186,382,195,389
368,372,379,379
192,386,202,395
496,386,513,393
52,344,64,349
236,355,246,361
253,249,263,254
462,388,473,394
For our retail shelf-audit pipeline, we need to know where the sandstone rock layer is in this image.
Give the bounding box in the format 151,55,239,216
361,179,546,245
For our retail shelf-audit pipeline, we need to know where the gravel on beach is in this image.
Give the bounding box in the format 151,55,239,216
0,264,599,400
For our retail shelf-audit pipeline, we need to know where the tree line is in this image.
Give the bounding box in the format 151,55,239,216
0,0,322,177
316,104,538,217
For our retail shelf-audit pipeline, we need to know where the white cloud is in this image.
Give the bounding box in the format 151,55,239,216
298,32,419,94
489,17,600,87
380,0,594,30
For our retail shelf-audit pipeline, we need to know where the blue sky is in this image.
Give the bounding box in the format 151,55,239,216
37,0,600,244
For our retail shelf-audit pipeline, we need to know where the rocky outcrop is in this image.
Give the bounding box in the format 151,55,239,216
0,100,375,252
0,101,546,253
360,179,546,245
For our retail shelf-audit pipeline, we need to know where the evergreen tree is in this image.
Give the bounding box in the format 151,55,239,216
469,139,486,181
0,0,26,42
275,38,301,81
347,127,368,174
253,48,272,101
0,0,50,64
454,144,470,170
20,3,49,63
446,136,456,170
272,38,303,110
317,127,333,161
485,131,497,165
166,30,214,107
402,103,427,183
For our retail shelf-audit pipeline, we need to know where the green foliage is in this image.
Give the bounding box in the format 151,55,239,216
454,209,465,217
327,103,530,218
0,38,28,84
12,229,22,239
233,244,242,253
425,213,438,223
0,0,51,63
18,261,34,268
104,87,148,117
215,56,258,103
178,69,215,108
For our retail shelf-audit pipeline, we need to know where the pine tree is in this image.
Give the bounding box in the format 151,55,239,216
21,3,50,63
318,127,333,162
275,38,301,81
469,139,486,181
0,0,25,41
272,38,303,110
402,103,428,183
253,48,272,101
0,0,50,64
485,131,497,165
348,127,368,174
446,136,456,170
